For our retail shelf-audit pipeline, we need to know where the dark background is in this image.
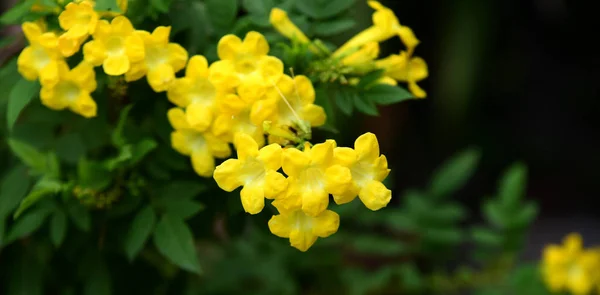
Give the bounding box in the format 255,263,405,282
362,0,600,255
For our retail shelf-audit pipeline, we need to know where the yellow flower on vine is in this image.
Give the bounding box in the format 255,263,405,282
542,233,600,295
213,109,266,148
83,16,145,76
58,1,98,44
17,22,62,86
168,108,231,178
210,31,284,103
341,42,379,70
376,51,428,98
125,26,188,92
270,8,310,44
268,206,339,252
39,61,98,118
213,133,287,215
332,132,391,210
273,140,352,217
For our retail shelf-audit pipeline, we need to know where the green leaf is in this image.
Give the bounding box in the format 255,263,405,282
150,0,171,13
296,0,356,19
483,200,507,229
162,199,204,219
78,158,112,190
0,219,5,247
6,206,52,243
6,78,40,130
510,202,538,229
335,88,355,115
153,214,202,273
357,69,386,89
7,138,56,176
158,181,207,200
55,133,86,164
111,104,133,147
13,178,63,219
498,162,528,207
422,227,463,245
313,18,356,36
83,258,112,295
353,94,379,116
95,0,122,12
419,203,468,225
67,202,91,232
0,166,31,218
50,210,67,247
125,206,156,261
242,0,275,15
206,0,238,28
398,263,423,292
0,0,37,24
0,36,16,49
470,226,503,247
130,139,158,165
351,235,407,256
429,148,481,199
105,145,133,171
365,84,414,105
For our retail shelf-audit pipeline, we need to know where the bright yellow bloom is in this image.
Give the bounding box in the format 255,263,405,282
269,8,310,44
209,32,284,103
168,108,231,178
167,55,235,132
269,206,339,252
17,22,63,86
213,109,265,147
333,1,418,57
83,16,144,76
273,141,352,217
375,51,428,98
213,133,287,215
332,132,391,210
58,1,98,39
250,74,326,130
39,61,97,118
125,26,188,92
542,233,600,295
341,42,379,71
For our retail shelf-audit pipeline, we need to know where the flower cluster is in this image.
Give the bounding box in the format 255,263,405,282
270,1,429,98
542,233,600,295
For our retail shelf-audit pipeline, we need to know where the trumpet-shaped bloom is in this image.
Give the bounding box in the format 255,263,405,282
542,233,600,295
167,55,233,131
209,32,283,102
83,16,145,76
332,132,391,210
333,1,418,57
125,26,188,92
270,8,310,44
251,74,326,129
213,110,265,147
213,133,287,215
39,61,98,118
376,51,428,98
342,42,379,69
168,108,231,177
273,141,352,217
269,207,339,252
17,22,63,86
58,1,98,39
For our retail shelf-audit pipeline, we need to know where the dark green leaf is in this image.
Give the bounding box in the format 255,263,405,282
498,162,528,207
296,0,356,19
162,199,204,219
313,18,356,36
483,200,507,229
470,226,503,247
111,104,133,147
130,139,158,165
422,227,463,245
125,206,156,261
510,202,538,229
366,84,414,105
420,203,468,225
0,36,16,49
104,145,133,171
95,0,122,12
0,219,5,247
7,78,40,130
335,88,355,115
242,0,275,15
153,214,201,273
0,166,31,218
158,181,207,200
357,69,386,89
206,0,238,28
0,0,37,24
6,206,52,243
67,202,91,232
7,138,47,174
83,258,111,295
50,210,67,247
55,133,86,164
78,158,112,190
353,94,379,116
8,252,43,295
13,178,62,218
398,264,423,292
429,148,481,199
351,235,407,256
150,0,171,13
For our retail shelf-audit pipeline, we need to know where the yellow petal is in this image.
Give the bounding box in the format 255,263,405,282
398,26,420,52
309,140,335,166
250,97,278,126
217,34,242,60
213,159,243,191
354,132,380,161
40,87,68,110
238,78,267,103
70,61,96,92
168,43,189,72
243,31,269,56
240,183,265,214
358,180,391,211
218,93,247,115
325,165,352,196
171,130,191,155
269,8,310,44
151,26,171,44
111,16,134,35
564,233,583,253
257,143,282,170
258,56,284,82
268,214,292,238
22,22,42,43
332,185,359,205
301,104,326,127
125,34,145,62
289,229,317,252
333,147,357,167
82,40,106,66
234,133,259,160
206,134,231,158
282,148,310,177
409,57,428,81
408,81,427,99
147,64,175,92
166,78,192,107
264,170,287,199
125,62,146,82
301,188,329,217
294,75,315,104
313,210,340,237
167,107,189,130
186,102,213,132
39,60,60,86
70,92,97,118
191,149,215,177
374,155,391,181
103,54,130,76
186,55,209,78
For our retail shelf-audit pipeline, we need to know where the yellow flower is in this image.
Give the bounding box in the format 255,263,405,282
250,74,326,130
273,141,352,217
213,133,287,215
341,42,379,72
375,51,428,98
39,61,98,118
167,55,235,132
268,206,339,252
209,32,284,103
213,109,266,147
332,132,391,210
17,22,62,86
83,16,145,76
125,26,188,92
168,108,231,177
333,1,418,57
542,233,600,295
269,8,310,44
58,1,98,39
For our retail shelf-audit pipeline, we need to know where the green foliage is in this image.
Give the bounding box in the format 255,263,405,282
7,79,40,131
153,214,202,274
